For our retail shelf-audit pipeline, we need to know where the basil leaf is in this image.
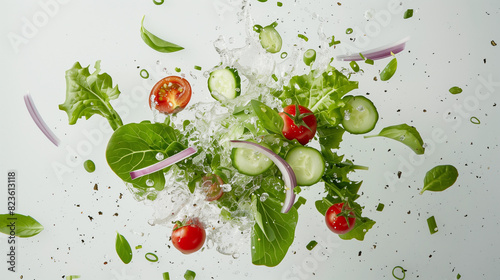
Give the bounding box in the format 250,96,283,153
380,57,397,81
59,61,123,130
141,16,184,53
116,232,133,264
365,123,425,155
251,100,284,135
0,214,43,238
106,121,186,194
421,165,459,194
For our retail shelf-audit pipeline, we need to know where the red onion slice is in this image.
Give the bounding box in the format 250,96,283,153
336,36,410,61
130,147,197,180
230,140,297,213
24,94,61,147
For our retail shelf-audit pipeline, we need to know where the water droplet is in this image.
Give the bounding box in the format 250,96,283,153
260,193,269,202
356,105,365,112
343,110,351,120
156,152,164,161
221,184,232,192
232,253,240,259
146,179,154,186
399,135,406,141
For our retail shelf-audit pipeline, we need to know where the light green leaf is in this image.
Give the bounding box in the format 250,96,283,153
141,16,184,53
0,214,43,238
365,123,425,155
251,100,284,135
115,232,133,264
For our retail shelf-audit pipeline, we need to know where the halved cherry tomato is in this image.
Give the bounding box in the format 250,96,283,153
325,202,356,234
279,104,317,145
171,219,206,254
201,174,224,201
149,76,192,114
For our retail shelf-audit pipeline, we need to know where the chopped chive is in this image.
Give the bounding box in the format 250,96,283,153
303,49,317,66
449,86,462,94
470,116,480,124
83,160,95,173
140,69,150,79
145,252,159,262
66,276,81,280
346,28,353,34
427,216,438,234
277,2,283,6
298,34,309,42
306,240,318,250
365,59,374,65
329,35,341,47
153,0,164,5
392,266,406,280
257,0,268,2
359,53,366,60
293,196,307,209
270,21,278,28
135,245,142,249
376,203,385,211
403,9,413,19
271,74,278,82
253,24,263,33
184,269,196,280
175,67,181,72
194,65,202,71
163,272,170,280
457,273,461,279
350,61,360,72
280,52,288,59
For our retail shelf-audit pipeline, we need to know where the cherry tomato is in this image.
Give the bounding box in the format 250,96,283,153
171,219,206,254
325,202,356,234
149,76,192,114
201,174,224,201
279,104,317,145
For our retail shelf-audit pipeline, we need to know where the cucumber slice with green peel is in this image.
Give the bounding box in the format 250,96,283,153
231,142,274,176
259,25,282,53
341,95,379,134
285,146,325,186
208,67,241,101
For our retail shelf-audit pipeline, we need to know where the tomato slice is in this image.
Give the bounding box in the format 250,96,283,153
149,76,192,114
201,174,224,201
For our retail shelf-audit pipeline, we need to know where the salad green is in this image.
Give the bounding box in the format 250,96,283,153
0,213,44,238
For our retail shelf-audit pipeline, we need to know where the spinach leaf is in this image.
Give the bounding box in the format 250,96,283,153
421,165,459,194
272,65,358,127
106,121,186,194
141,16,184,53
251,100,284,135
251,187,298,267
380,57,397,81
115,232,133,264
338,215,376,241
0,213,44,238
365,123,425,155
59,61,123,130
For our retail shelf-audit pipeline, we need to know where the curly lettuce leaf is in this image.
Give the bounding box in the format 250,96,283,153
272,66,358,127
59,61,123,130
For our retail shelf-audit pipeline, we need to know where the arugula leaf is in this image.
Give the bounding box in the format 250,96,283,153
251,100,284,135
365,123,425,155
272,65,358,127
106,121,187,195
116,232,133,264
0,214,44,238
339,215,375,241
141,16,184,53
59,61,123,130
421,165,459,194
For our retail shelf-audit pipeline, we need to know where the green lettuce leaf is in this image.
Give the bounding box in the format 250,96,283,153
59,61,123,130
272,66,358,127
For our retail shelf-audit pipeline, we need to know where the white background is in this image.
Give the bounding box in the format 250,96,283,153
1,0,499,279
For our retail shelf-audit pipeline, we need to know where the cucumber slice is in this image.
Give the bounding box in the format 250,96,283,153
208,67,241,101
231,143,274,176
341,95,379,134
259,25,282,53
285,146,325,186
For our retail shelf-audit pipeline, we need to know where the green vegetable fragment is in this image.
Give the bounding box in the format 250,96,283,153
140,69,149,79
65,276,80,280
153,0,164,5
84,159,96,173
365,59,374,65
346,28,353,34
194,65,202,71
250,100,284,135
115,232,133,264
376,203,385,211
350,61,360,72
427,216,438,234
0,214,44,238
59,61,123,131
470,116,480,124
449,86,462,94
365,124,425,155
140,15,184,53
184,270,196,280
145,252,159,262
306,240,318,250
457,273,461,279
329,35,341,46
380,57,397,81
298,34,309,41
163,272,170,280
303,49,316,66
421,165,459,194
293,196,307,209
259,23,283,53
403,9,414,19
392,266,406,279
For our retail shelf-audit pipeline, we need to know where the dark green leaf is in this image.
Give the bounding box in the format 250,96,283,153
365,123,425,155
59,61,123,130
380,57,397,81
403,9,414,19
141,16,184,53
115,232,133,264
251,100,284,135
0,214,44,238
338,215,376,241
421,165,459,194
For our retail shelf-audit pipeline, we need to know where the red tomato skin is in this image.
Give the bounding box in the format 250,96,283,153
149,76,192,114
171,222,206,254
279,105,317,145
325,203,356,234
202,174,224,201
